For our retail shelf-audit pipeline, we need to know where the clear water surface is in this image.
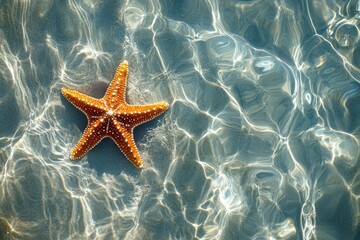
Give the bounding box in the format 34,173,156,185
0,0,360,239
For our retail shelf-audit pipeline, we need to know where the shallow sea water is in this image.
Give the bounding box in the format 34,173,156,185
0,0,360,239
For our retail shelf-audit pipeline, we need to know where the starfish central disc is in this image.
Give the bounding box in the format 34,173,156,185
61,60,169,168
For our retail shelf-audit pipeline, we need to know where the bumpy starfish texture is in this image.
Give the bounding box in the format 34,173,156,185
61,60,169,168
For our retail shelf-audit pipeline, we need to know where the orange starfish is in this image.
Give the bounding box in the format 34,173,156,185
61,60,169,168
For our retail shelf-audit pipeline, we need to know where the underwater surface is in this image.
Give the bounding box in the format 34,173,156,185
0,0,360,239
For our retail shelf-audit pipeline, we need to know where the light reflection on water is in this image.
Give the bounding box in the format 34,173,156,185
0,0,359,239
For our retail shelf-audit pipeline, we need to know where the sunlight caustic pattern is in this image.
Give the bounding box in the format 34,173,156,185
0,0,359,239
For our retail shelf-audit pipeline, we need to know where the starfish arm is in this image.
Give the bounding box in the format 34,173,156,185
70,118,106,159
109,119,143,168
62,60,169,168
103,60,128,108
122,102,169,128
62,88,104,115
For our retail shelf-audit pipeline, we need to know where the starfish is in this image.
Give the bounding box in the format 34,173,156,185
61,60,169,168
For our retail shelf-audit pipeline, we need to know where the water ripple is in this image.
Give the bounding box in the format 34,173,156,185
0,0,359,239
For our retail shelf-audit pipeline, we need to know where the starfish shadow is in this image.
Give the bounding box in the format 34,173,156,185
61,95,88,132
87,139,139,176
